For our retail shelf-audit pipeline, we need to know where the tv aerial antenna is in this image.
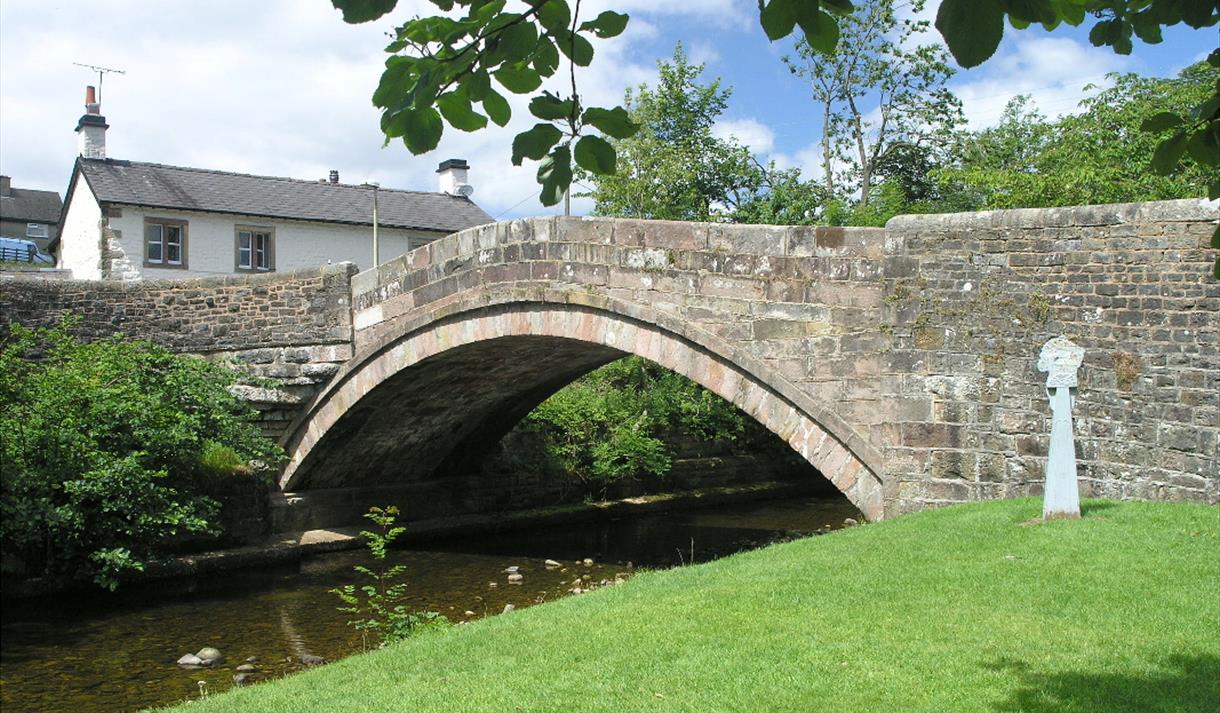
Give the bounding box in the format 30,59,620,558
73,62,126,103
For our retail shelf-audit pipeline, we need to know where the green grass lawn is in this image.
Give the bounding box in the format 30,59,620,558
162,499,1219,712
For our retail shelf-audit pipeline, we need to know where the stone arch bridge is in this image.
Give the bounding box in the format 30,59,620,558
2,199,1216,526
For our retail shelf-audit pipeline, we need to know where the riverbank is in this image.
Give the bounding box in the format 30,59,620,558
160,498,1220,712
1,481,817,600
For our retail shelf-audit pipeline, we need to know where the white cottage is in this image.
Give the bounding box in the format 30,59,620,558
52,87,491,280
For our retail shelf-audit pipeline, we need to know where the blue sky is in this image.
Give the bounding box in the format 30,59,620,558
0,1,1214,220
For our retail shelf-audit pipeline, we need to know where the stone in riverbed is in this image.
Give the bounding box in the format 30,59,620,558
582,558,594,566
300,654,326,666
235,664,257,673
503,566,519,573
195,647,223,666
176,654,203,667
502,604,515,614
544,559,561,568
233,673,252,686
507,573,523,583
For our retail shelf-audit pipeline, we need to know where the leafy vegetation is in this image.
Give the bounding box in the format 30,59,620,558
331,506,449,648
160,499,1220,712
0,319,281,589
517,356,773,498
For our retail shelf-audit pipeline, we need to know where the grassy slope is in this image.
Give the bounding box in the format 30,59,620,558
164,499,1220,712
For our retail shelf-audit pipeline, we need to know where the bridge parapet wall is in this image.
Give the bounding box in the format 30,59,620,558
882,199,1218,511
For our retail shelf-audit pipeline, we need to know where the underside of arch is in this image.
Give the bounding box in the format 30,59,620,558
282,303,886,520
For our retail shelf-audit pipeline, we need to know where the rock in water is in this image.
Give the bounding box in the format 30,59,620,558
235,664,257,673
176,654,203,667
507,573,523,583
300,654,326,666
233,673,251,686
544,559,561,568
195,647,223,666
843,518,858,527
502,604,515,614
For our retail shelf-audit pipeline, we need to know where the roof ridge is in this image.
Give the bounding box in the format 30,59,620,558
81,157,464,198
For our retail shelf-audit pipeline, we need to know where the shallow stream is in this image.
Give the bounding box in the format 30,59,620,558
0,495,858,712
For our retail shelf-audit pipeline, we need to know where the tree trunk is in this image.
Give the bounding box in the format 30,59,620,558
821,101,835,196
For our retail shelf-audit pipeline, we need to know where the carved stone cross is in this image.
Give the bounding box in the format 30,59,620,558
1037,336,1084,519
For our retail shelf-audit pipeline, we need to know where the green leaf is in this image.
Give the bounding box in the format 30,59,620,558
1150,132,1188,175
574,135,616,174
536,0,571,34
495,20,539,64
495,64,544,94
821,0,855,15
538,143,573,206
1049,0,1085,25
582,106,638,138
483,89,512,126
556,29,594,66
512,123,563,165
436,92,488,131
332,0,398,23
936,0,1004,68
402,106,443,154
1140,112,1185,133
1004,0,1056,25
759,0,798,41
1186,127,1218,167
530,93,575,121
533,37,561,75
795,7,840,54
463,69,491,102
579,11,629,38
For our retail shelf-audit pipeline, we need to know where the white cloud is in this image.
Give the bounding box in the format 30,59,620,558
713,118,776,154
953,37,1131,129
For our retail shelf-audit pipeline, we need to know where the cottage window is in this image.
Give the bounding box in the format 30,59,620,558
144,218,188,268
236,226,275,272
26,223,48,239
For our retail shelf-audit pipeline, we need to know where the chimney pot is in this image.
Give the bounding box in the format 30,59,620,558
75,86,108,159
329,170,339,184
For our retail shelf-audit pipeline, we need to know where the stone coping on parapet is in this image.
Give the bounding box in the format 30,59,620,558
886,197,1219,231
0,261,359,289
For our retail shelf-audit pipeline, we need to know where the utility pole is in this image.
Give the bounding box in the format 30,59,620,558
73,62,126,103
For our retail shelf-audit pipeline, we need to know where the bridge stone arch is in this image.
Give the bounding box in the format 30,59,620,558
281,215,894,520
280,296,887,520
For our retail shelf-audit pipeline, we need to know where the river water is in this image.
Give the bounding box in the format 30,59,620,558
0,495,858,712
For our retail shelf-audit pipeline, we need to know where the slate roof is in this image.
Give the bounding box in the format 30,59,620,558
0,185,63,224
74,158,492,233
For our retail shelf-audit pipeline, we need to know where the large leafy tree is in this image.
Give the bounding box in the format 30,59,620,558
585,45,763,221
784,0,962,207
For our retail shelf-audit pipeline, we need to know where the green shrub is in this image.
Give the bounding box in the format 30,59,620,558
0,318,282,589
522,356,762,497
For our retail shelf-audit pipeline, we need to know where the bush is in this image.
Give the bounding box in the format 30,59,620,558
522,356,764,497
0,318,282,589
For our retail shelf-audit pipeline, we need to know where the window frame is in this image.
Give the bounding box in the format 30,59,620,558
143,217,189,269
26,223,48,239
234,224,276,273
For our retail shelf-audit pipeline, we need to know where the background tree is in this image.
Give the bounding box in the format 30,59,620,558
784,0,962,208
936,61,1216,209
585,45,763,221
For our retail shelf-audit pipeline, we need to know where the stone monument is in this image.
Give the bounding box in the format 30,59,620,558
1037,336,1085,519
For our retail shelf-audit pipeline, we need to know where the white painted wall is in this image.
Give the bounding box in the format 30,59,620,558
63,201,443,279
58,179,103,279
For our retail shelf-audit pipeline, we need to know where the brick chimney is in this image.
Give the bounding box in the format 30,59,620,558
76,85,108,159
0,175,10,196
436,158,472,197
